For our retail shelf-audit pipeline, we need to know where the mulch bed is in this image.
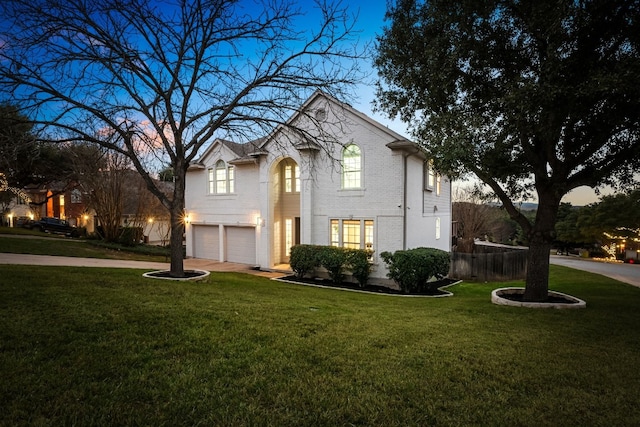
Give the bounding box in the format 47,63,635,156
498,291,578,304
275,275,459,296
145,270,208,278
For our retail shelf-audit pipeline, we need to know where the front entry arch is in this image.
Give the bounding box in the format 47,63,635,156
271,158,300,265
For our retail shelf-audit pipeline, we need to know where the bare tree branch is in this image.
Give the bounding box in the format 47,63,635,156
0,0,366,275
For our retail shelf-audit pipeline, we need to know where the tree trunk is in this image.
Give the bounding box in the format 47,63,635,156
169,207,185,277
523,193,560,302
168,165,186,277
523,237,552,301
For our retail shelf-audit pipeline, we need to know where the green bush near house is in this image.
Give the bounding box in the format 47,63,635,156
318,246,349,284
118,226,144,246
381,247,450,293
345,248,372,287
289,244,322,279
290,244,371,286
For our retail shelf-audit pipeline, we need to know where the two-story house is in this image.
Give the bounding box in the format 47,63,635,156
185,91,451,282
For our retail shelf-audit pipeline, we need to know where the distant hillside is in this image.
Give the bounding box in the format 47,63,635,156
487,202,538,210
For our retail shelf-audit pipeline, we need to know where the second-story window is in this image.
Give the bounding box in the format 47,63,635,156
211,160,235,194
284,163,300,193
342,144,361,189
215,160,227,193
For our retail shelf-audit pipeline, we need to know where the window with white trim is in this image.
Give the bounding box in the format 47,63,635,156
70,189,82,204
342,144,361,189
210,160,235,194
284,163,300,193
228,165,235,193
330,218,374,255
208,168,215,194
425,160,435,191
215,160,227,193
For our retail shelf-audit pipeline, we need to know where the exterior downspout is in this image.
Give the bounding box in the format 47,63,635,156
403,152,409,250
402,147,423,250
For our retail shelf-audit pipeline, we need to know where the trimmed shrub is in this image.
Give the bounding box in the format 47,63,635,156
289,244,321,279
119,226,144,246
318,246,348,284
290,245,372,286
346,249,372,287
380,247,450,293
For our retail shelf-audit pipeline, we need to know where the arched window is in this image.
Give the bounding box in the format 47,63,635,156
342,144,361,189
215,160,227,193
208,160,235,194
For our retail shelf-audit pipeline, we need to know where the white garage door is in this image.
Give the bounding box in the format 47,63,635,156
226,226,256,264
193,225,219,260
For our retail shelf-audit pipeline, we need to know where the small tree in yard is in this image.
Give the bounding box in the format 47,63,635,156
0,0,364,277
375,0,640,301
452,186,493,253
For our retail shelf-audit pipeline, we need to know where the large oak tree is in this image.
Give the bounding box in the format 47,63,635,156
0,0,363,276
375,0,640,301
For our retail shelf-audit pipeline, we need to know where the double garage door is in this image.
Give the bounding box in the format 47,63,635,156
192,225,256,265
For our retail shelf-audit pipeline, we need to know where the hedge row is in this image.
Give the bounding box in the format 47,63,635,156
289,244,372,287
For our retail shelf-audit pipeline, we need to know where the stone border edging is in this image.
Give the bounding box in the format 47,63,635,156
142,269,210,282
491,287,586,309
272,276,461,298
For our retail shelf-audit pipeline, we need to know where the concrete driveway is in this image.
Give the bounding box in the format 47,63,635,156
550,255,640,288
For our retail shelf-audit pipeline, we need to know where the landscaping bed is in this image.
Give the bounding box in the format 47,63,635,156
275,275,459,296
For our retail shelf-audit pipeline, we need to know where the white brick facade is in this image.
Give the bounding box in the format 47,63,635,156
185,91,451,281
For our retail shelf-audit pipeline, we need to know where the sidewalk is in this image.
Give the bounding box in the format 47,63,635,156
0,253,285,279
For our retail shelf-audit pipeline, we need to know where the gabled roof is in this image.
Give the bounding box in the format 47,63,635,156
257,90,414,151
189,137,268,170
191,90,421,167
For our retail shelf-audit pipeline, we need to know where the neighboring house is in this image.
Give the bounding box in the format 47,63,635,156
185,91,452,282
120,173,173,245
1,193,31,227
6,182,89,228
7,173,172,244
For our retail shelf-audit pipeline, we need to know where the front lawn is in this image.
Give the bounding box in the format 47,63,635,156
1,265,639,425
0,228,170,262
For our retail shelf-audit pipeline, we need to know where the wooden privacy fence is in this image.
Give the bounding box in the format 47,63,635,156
450,249,528,282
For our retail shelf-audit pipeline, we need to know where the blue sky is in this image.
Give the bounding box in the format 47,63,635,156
322,0,411,137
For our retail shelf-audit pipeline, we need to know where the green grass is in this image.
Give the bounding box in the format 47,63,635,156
0,228,170,262
1,264,639,426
